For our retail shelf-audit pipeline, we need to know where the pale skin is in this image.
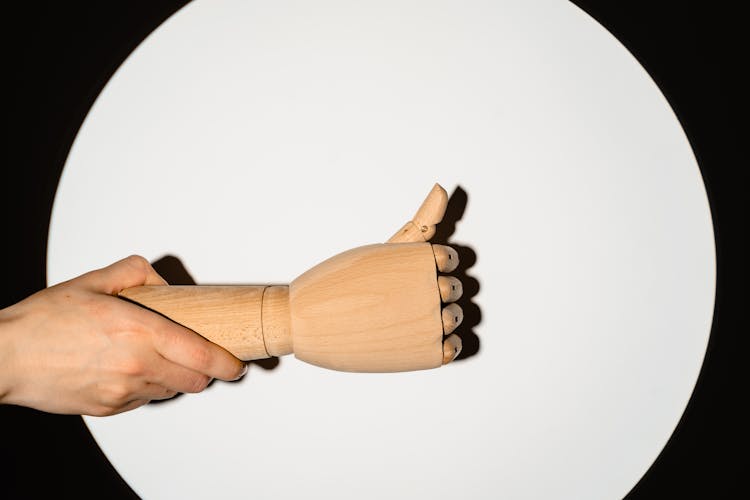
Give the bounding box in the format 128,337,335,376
0,255,247,416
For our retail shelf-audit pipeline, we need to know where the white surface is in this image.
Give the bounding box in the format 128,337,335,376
47,0,715,498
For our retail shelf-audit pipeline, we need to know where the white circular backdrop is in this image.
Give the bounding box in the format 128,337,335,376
48,1,715,498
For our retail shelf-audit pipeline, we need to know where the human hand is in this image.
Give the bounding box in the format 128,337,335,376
0,255,247,416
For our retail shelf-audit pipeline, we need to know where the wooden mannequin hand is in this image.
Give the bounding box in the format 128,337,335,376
384,183,464,365
121,184,465,373
287,183,464,371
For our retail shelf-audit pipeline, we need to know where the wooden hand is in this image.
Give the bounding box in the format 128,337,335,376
120,184,465,373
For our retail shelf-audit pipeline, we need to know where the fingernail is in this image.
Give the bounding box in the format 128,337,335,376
236,363,248,380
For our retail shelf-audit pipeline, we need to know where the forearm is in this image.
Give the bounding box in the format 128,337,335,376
120,285,292,360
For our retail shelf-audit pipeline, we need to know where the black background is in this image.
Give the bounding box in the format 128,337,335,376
2,1,741,498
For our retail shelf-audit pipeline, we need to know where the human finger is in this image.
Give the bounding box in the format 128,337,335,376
146,356,217,394
97,398,150,417
149,318,248,382
135,382,179,401
80,255,167,294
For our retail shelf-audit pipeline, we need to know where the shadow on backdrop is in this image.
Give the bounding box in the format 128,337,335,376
431,186,481,360
145,189,480,405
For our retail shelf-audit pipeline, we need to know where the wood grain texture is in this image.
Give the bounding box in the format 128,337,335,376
119,243,452,371
290,243,443,372
388,183,448,243
119,285,271,360
117,184,458,372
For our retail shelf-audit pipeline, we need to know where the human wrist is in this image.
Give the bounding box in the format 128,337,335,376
0,304,21,405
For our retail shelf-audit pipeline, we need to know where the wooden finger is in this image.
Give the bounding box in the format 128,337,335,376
432,244,459,272
387,183,449,243
442,334,463,365
437,276,463,303
441,303,464,334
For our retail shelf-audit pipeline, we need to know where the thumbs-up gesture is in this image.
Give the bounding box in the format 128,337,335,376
121,184,465,372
